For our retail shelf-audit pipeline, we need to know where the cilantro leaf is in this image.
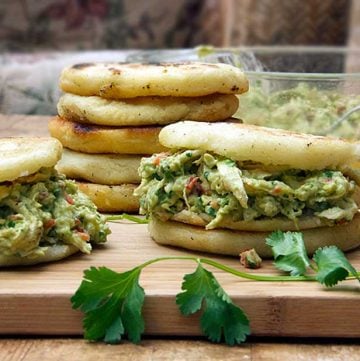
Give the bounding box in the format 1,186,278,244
176,263,250,345
266,231,311,276
313,246,360,287
71,266,145,343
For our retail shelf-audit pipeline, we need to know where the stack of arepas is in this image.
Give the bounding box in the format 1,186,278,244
49,62,248,213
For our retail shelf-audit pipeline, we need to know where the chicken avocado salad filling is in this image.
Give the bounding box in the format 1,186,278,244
0,167,110,259
135,150,358,229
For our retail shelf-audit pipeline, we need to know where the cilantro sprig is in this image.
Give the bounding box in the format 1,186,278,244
105,214,149,224
72,231,360,346
72,256,252,345
266,230,311,276
72,266,145,343
177,263,250,345
266,231,360,286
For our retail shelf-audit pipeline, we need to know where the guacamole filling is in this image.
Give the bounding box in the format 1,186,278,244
135,150,358,230
0,167,110,259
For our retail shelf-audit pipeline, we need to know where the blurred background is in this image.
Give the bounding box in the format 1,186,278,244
0,0,357,50
0,0,358,115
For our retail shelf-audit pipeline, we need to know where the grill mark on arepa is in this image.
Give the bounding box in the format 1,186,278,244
158,62,191,67
122,63,147,68
73,122,97,134
71,63,95,70
204,64,220,68
99,83,115,96
61,108,85,123
71,122,160,136
108,67,121,75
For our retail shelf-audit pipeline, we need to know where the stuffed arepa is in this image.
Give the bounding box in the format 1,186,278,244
135,121,360,257
0,137,110,266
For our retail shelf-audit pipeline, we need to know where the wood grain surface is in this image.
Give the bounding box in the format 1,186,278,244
1,217,360,337
1,115,360,360
1,338,359,361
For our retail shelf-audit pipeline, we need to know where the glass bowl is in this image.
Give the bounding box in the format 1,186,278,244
127,46,360,140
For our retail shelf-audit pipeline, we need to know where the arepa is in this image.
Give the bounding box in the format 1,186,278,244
77,182,139,213
159,121,360,170
57,93,239,126
60,62,248,99
56,148,141,185
148,215,360,258
49,117,166,154
0,137,62,182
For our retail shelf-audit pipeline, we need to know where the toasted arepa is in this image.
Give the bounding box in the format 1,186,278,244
57,93,239,126
59,62,248,98
149,215,360,258
0,137,62,182
159,121,360,170
77,182,139,213
56,148,141,184
48,117,166,154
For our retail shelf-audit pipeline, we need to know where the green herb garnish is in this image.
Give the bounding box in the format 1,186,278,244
176,263,250,345
313,246,360,286
266,230,312,276
72,230,360,346
71,266,144,343
105,214,149,224
72,257,250,345
266,231,360,285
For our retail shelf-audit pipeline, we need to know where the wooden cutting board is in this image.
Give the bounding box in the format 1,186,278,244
0,115,359,339
0,220,360,338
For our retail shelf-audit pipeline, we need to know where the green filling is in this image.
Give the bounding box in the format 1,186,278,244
236,83,360,139
135,151,358,229
0,168,110,258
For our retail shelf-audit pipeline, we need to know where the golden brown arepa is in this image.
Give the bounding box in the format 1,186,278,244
49,117,166,154
56,148,141,212
56,148,141,185
57,93,239,126
76,182,139,213
59,62,248,98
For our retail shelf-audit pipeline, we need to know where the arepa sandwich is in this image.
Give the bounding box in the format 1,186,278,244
0,137,110,266
135,121,360,257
